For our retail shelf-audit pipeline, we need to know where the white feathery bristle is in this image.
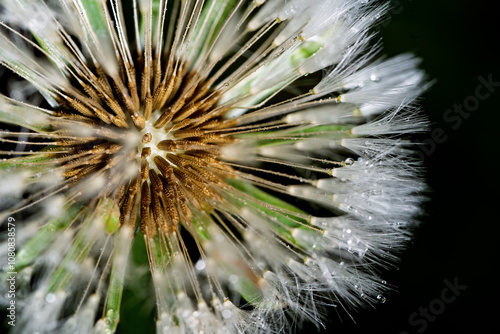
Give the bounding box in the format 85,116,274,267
273,6,312,45
285,102,357,124
299,1,352,41
299,4,385,75
315,177,363,194
351,108,429,136
241,208,294,270
240,207,273,238
258,145,307,162
277,0,309,21
340,54,426,108
294,138,341,151
43,195,66,218
249,47,299,94
220,142,257,163
247,0,285,31
214,299,244,333
312,34,376,95
138,0,153,13
13,290,67,334
209,12,241,62
341,138,413,158
287,185,332,204
0,170,29,199
257,270,322,325
58,294,101,334
291,227,328,250
0,32,69,91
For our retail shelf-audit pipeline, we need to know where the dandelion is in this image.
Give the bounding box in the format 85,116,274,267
0,0,428,333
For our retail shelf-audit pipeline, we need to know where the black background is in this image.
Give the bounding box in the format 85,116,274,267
308,0,499,333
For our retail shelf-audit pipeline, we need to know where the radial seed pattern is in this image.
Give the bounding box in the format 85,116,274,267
0,1,428,333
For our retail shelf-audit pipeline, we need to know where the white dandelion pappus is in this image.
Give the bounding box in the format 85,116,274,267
0,0,428,333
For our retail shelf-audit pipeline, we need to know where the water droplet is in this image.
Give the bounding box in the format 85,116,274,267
344,158,354,166
195,260,206,271
377,294,387,303
222,309,232,319
45,293,56,303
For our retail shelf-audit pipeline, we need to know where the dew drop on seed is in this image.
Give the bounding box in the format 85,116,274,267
222,309,232,319
377,294,387,303
195,260,206,271
45,293,56,303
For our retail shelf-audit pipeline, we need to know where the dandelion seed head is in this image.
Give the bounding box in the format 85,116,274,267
1,0,429,333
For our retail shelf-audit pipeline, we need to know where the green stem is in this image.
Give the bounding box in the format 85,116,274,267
102,226,134,333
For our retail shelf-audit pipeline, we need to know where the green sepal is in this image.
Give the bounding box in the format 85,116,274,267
0,155,51,170
0,104,52,132
47,226,92,293
291,40,322,67
189,0,238,60
15,204,83,271
81,0,110,42
236,276,263,305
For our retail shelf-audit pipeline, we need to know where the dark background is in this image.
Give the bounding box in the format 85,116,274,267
309,0,499,333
